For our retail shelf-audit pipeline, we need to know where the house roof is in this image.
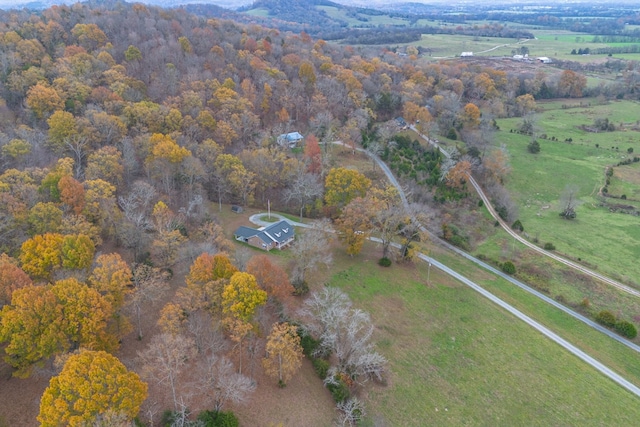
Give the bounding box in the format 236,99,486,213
279,132,304,141
234,226,261,239
234,220,295,245
263,220,295,244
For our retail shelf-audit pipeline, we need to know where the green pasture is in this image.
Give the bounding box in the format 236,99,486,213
244,7,270,17
486,99,640,286
326,249,640,426
412,34,524,58
315,6,410,27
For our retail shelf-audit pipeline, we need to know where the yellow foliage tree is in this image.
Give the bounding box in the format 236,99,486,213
19,232,64,279
262,322,303,386
0,279,115,377
89,253,133,310
222,272,267,322
38,350,147,427
324,167,371,214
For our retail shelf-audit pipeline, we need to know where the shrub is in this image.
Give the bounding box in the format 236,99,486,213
197,410,239,427
298,332,319,358
478,200,484,207
292,281,309,296
595,310,617,328
527,140,541,153
501,261,516,275
326,376,350,403
543,242,555,250
313,358,330,379
447,128,457,140
511,219,524,232
378,257,392,267
615,320,638,339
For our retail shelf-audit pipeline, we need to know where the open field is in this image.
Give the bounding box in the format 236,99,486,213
324,242,640,426
481,99,640,289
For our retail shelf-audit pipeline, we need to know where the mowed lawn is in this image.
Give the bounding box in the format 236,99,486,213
490,99,640,285
325,249,640,426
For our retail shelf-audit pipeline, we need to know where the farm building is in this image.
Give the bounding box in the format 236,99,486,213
460,52,474,57
234,220,295,251
277,132,304,148
537,57,552,64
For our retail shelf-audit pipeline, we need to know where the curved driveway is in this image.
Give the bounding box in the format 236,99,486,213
409,126,640,298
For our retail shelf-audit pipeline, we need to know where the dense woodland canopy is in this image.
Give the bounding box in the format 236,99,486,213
1,0,640,424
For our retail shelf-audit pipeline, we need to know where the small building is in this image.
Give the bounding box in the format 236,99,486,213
395,117,407,128
537,56,552,64
460,51,474,57
233,220,295,251
277,132,304,148
231,205,243,214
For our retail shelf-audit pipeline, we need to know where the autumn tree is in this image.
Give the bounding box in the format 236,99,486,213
324,167,371,215
459,103,481,130
59,175,85,215
222,272,267,322
515,94,536,117
444,160,472,190
558,70,587,98
27,202,63,235
335,196,378,256
0,254,32,308
20,232,64,279
47,110,78,151
38,350,147,427
0,279,115,377
86,146,124,185
145,133,192,194
262,322,303,386
26,83,63,119
304,135,322,174
246,255,295,309
89,253,133,311
185,252,238,314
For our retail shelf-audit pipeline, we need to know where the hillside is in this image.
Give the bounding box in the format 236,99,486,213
2,1,640,425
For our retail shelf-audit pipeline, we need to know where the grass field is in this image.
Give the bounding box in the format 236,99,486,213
324,244,640,426
482,99,640,289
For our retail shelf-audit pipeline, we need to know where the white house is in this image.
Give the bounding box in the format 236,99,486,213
460,52,474,57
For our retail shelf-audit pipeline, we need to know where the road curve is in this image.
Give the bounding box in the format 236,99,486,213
327,138,640,353
249,218,640,394
409,126,640,298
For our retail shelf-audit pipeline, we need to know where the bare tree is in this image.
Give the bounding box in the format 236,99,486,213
336,397,366,427
284,169,324,220
560,184,580,219
128,264,169,340
290,221,333,289
139,333,197,411
300,287,387,384
198,355,255,413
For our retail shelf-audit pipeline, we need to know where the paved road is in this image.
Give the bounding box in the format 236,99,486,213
418,248,640,398
249,146,640,396
409,126,640,298
322,140,640,353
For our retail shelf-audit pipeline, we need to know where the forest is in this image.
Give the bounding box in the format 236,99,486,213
1,0,639,425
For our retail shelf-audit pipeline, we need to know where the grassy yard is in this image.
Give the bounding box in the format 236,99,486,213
486,99,640,287
324,244,640,426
